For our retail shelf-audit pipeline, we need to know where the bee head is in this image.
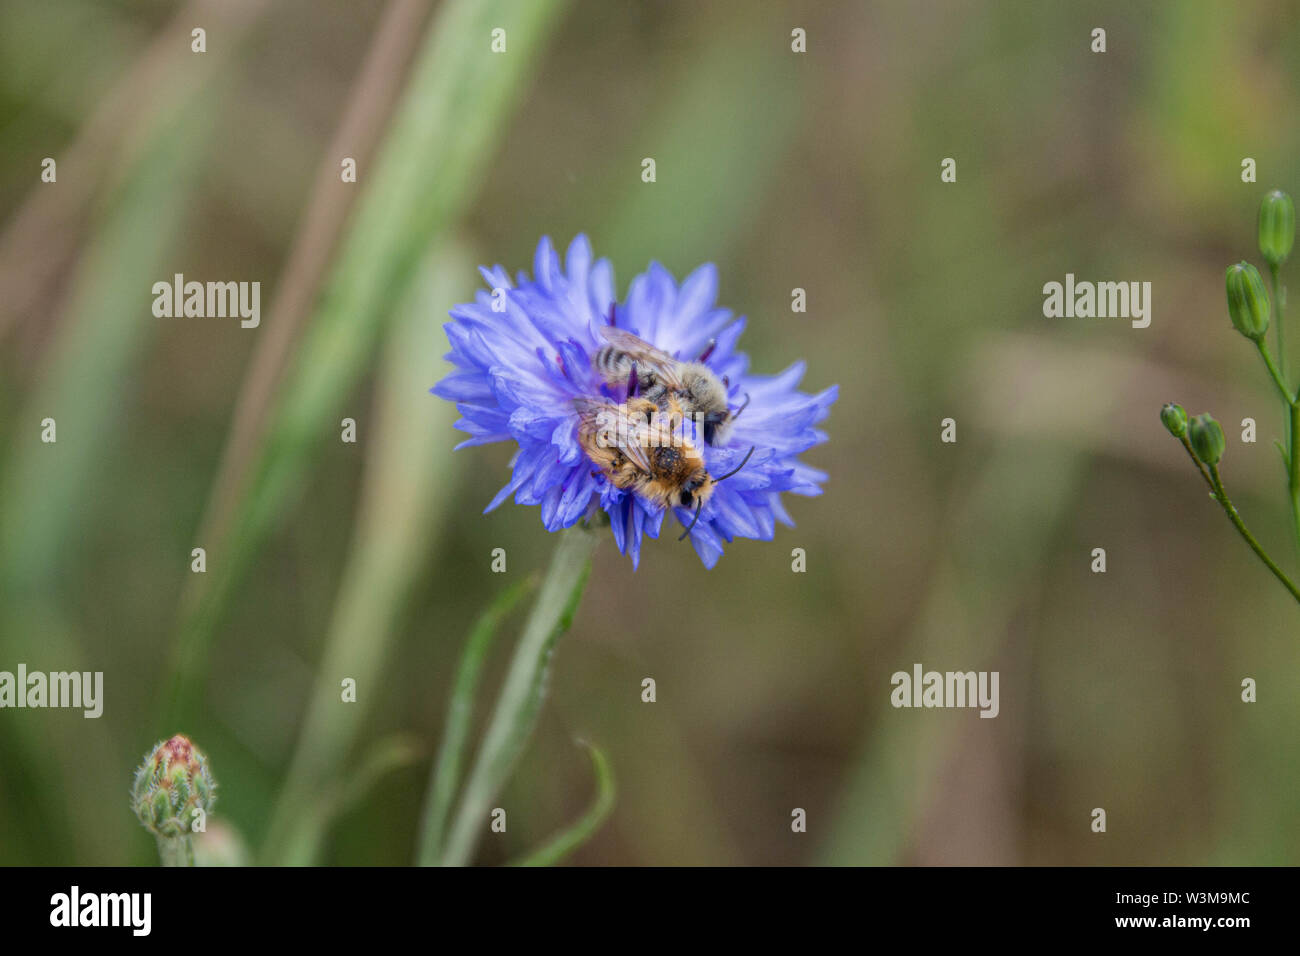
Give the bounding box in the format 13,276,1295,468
701,410,729,445
679,480,701,508
679,469,715,509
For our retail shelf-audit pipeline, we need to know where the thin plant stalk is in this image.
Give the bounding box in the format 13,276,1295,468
1254,339,1291,406
417,575,537,866
1290,402,1300,564
155,835,195,867
1271,262,1300,562
260,249,466,865
197,0,433,565
1177,435,1214,492
1207,465,1300,605
1273,262,1288,388
159,0,572,731
436,525,597,867
0,0,270,345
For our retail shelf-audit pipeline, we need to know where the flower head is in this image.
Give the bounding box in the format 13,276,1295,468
433,236,837,568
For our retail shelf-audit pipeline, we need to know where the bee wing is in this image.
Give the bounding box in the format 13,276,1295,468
573,395,612,419
573,396,653,472
619,425,653,472
596,326,684,388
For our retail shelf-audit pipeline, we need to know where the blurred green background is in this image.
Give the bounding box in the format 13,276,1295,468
2,0,1300,866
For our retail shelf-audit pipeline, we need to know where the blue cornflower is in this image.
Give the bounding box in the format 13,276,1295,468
432,235,837,569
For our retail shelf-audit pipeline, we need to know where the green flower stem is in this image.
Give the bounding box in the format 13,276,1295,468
1274,264,1284,387
1207,465,1300,605
1254,339,1294,407
417,576,537,866
1273,264,1300,564
1289,403,1300,564
155,835,194,867
1177,435,1215,492
437,525,597,867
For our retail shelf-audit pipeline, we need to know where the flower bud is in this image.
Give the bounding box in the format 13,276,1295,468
1225,261,1270,341
1188,413,1226,466
131,734,217,839
1258,189,1295,268
1160,402,1188,438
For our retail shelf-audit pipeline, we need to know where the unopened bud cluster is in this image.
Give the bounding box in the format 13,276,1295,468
131,734,216,839
1163,191,1298,474
1161,403,1224,467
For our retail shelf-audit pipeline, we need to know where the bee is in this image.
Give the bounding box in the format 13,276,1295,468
574,395,756,539
593,324,749,446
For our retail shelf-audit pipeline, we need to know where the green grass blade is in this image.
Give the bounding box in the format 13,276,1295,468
0,109,214,863
1,112,212,592
260,246,469,864
162,0,573,729
508,741,615,867
438,525,597,867
416,575,537,866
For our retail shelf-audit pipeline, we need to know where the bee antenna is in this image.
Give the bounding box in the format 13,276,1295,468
677,500,703,541
731,392,751,420
697,338,717,363
715,446,756,483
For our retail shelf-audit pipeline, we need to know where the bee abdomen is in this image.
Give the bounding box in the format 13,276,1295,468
594,347,663,399
593,346,630,378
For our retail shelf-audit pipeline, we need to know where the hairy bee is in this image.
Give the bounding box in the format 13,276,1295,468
574,395,755,539
593,324,749,446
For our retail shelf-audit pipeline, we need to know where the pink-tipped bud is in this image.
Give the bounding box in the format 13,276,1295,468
131,734,217,840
